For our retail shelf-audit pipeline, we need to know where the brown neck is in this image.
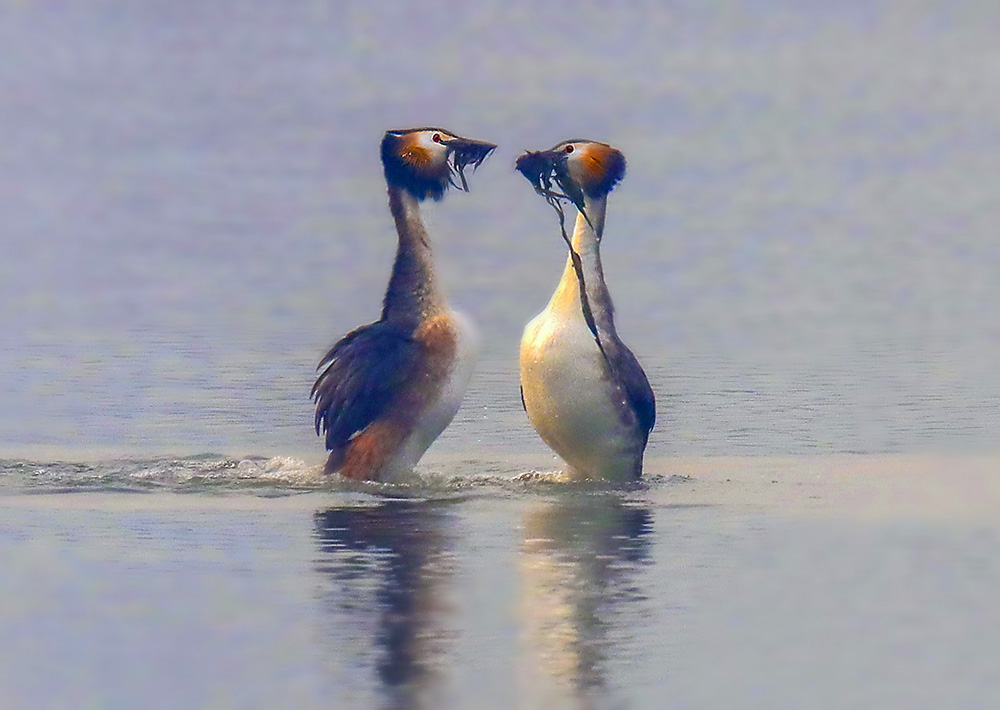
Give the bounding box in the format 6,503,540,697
381,185,446,325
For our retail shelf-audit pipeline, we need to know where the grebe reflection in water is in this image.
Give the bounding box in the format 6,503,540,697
314,501,455,705
519,494,652,700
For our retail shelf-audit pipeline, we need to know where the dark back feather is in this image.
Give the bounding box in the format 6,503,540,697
609,342,656,445
312,320,423,453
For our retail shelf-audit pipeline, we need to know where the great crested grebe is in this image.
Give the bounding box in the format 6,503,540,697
312,127,495,480
516,139,654,481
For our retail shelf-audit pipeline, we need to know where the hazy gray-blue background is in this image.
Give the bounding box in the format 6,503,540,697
2,0,998,458
2,5,999,710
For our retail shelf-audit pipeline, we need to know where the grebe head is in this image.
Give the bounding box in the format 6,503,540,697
381,127,496,201
515,139,626,212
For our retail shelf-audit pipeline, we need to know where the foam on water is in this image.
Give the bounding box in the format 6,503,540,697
0,456,320,494
0,455,691,498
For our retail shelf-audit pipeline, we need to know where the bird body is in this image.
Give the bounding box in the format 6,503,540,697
521,200,643,481
517,140,654,481
321,308,477,482
312,128,494,481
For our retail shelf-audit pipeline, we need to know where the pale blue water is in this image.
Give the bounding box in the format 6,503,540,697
1,1,998,707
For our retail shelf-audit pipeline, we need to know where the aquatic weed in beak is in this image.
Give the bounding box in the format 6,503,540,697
515,150,587,214
447,139,496,192
515,149,596,247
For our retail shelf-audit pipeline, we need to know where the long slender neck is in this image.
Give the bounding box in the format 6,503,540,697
550,194,616,334
382,185,446,324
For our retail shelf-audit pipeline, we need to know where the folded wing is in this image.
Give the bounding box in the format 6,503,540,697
611,344,656,445
311,321,423,454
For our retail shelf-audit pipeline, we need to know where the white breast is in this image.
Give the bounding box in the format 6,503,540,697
385,311,479,482
520,304,641,481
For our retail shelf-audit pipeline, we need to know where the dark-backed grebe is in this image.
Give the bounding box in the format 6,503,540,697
312,128,495,480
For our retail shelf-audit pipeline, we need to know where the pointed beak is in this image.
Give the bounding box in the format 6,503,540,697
442,135,497,154
442,135,496,191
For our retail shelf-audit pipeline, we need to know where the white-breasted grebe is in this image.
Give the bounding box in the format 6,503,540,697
312,128,495,480
516,139,655,481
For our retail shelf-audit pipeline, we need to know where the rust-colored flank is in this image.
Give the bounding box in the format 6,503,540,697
413,314,459,374
338,313,459,481
339,421,408,480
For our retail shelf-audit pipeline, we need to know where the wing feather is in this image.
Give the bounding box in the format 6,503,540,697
610,344,655,443
311,321,423,452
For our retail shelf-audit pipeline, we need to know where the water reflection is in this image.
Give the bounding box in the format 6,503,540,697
519,494,652,702
314,500,453,709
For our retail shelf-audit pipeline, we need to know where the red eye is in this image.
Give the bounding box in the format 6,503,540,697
565,144,574,153
432,133,442,143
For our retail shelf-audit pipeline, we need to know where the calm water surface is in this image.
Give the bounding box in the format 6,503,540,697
1,469,998,709
2,1,999,707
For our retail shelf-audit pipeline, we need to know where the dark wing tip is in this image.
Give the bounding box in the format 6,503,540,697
310,321,423,452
